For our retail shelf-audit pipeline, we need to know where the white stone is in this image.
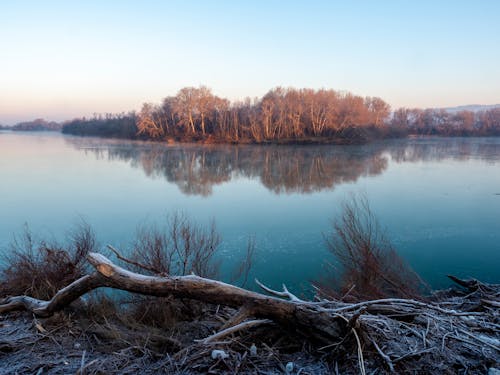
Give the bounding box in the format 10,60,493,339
211,349,229,360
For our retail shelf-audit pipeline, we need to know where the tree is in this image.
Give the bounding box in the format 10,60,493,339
391,107,410,128
366,97,391,127
137,103,167,139
195,86,216,136
174,87,198,134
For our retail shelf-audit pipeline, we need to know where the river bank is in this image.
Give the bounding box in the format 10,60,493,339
0,261,498,374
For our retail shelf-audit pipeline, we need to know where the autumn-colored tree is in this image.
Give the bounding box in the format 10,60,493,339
366,97,391,127
137,103,167,139
173,87,198,134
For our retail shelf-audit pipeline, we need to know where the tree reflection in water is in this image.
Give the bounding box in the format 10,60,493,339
64,137,500,196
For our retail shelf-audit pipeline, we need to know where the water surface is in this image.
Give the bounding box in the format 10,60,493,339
1,131,499,292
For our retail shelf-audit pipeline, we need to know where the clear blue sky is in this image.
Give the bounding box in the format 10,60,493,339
1,0,499,124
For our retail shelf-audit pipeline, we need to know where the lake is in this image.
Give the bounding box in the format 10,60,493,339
1,131,499,293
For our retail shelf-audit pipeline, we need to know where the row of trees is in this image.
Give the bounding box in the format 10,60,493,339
62,86,392,143
134,86,392,142
61,85,500,142
391,107,500,136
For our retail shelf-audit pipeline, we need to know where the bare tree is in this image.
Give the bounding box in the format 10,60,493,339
137,103,167,139
174,87,198,134
366,97,391,127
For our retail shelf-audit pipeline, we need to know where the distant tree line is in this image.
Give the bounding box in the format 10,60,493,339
391,107,500,136
59,86,500,142
11,118,62,131
61,113,137,138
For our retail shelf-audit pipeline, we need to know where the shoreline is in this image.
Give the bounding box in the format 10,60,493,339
0,274,498,374
5,127,500,146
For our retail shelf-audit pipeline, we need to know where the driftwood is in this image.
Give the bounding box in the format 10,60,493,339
0,253,347,342
0,252,499,374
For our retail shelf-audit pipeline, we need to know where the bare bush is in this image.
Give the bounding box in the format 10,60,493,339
128,213,221,279
0,222,96,300
320,196,424,300
112,213,222,327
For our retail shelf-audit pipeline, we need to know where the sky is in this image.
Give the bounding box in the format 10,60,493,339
1,0,499,124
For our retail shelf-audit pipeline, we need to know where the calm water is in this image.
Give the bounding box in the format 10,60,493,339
1,131,499,292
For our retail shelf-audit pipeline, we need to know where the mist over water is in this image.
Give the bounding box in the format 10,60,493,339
1,131,499,292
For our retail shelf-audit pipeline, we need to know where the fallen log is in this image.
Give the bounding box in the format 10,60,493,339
0,252,347,342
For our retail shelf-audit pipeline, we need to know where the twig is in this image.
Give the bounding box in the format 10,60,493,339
447,275,478,290
77,359,99,375
195,319,273,344
423,317,430,348
369,336,394,373
107,245,161,275
317,335,348,351
282,283,304,302
441,332,452,350
341,284,356,301
329,297,483,316
458,329,500,352
255,279,303,302
352,328,366,375
481,299,500,308
76,350,86,375
220,305,253,330
393,347,435,363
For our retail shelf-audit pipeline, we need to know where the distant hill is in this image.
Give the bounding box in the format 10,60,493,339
12,118,62,131
443,104,500,113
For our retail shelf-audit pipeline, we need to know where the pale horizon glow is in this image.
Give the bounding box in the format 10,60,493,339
1,0,499,125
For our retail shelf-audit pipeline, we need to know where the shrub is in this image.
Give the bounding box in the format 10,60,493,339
108,213,222,328
320,196,424,300
127,212,221,279
0,222,96,300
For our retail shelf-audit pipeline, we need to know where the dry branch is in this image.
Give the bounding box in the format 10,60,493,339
195,319,273,344
107,244,161,275
0,252,346,341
